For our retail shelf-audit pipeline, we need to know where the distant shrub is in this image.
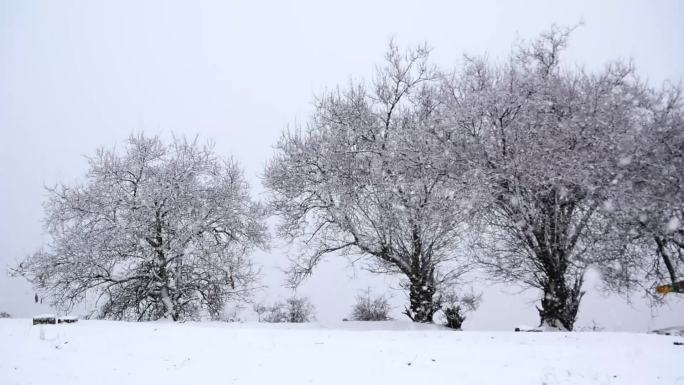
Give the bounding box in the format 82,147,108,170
440,291,480,330
350,289,392,321
0,311,11,318
285,297,316,323
253,303,270,322
222,305,245,322
259,301,290,323
577,321,604,332
255,296,316,323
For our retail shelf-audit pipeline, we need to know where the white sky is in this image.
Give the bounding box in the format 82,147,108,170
1,0,683,329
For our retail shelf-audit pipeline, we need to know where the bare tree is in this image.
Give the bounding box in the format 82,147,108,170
604,84,684,299
264,42,474,323
15,134,268,321
350,288,393,321
443,27,652,330
253,302,269,322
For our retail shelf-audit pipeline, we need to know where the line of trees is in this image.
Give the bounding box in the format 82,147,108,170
15,27,683,330
264,26,683,330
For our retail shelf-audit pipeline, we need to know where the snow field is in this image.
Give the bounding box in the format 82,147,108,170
1,319,682,385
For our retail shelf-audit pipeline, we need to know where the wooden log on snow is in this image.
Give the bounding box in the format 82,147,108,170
32,315,56,325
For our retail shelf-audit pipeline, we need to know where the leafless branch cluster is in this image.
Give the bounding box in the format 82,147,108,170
350,288,393,321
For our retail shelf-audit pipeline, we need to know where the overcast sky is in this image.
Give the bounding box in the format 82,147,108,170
1,0,683,329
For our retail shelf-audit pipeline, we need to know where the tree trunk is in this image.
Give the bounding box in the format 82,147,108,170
654,235,679,289
537,273,582,331
406,273,438,323
153,206,179,321
160,286,179,321
531,200,585,331
403,224,439,323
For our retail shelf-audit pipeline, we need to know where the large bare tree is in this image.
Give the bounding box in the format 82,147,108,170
264,43,475,323
605,84,684,299
443,27,653,330
16,134,268,321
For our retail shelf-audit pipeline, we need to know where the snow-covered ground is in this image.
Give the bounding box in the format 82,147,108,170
1,319,682,385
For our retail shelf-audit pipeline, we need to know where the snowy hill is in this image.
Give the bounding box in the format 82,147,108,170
1,319,682,385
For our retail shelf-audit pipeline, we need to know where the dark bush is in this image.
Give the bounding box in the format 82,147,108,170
350,289,392,321
440,291,480,330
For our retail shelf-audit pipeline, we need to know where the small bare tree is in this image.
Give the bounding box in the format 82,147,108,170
253,303,269,322
15,134,268,321
444,27,653,330
350,288,393,321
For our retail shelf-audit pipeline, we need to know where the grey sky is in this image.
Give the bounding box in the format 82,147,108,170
1,0,683,329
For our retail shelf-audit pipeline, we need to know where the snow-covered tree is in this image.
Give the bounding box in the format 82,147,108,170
604,84,684,298
443,27,651,330
16,134,268,321
633,90,684,292
264,42,475,323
